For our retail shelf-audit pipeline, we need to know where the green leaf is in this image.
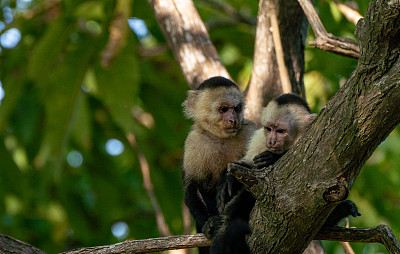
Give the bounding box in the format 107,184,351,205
27,18,74,86
34,36,98,176
94,42,140,134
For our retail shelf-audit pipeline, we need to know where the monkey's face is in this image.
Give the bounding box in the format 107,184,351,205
201,88,244,138
217,102,243,135
263,114,297,154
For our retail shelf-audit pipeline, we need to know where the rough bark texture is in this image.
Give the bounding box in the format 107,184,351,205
147,0,230,89
298,0,360,59
0,234,45,254
245,0,311,123
316,225,400,253
230,0,400,252
62,234,210,254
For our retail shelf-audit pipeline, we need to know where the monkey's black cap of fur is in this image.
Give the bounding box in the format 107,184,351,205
197,76,239,90
275,93,312,113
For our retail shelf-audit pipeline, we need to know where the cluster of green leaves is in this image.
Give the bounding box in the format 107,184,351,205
0,0,191,252
0,0,398,253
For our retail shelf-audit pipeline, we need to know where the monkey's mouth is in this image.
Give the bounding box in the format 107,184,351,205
224,127,239,134
267,146,284,154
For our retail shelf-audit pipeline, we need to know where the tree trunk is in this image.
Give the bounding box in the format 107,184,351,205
229,0,400,252
245,0,312,123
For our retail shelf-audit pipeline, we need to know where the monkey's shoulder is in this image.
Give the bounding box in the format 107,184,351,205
242,128,266,162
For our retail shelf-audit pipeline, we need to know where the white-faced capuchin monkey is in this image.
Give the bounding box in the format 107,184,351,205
209,94,360,254
181,76,256,254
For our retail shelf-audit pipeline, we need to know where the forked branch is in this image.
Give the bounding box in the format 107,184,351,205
298,0,360,58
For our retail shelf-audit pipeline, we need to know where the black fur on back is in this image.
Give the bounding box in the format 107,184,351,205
197,76,239,91
274,93,311,113
210,218,251,254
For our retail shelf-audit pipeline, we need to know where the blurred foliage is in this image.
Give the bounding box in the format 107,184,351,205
0,0,398,253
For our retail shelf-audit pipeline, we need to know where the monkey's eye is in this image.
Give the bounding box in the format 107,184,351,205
277,129,286,134
219,106,229,113
234,104,242,113
264,126,272,132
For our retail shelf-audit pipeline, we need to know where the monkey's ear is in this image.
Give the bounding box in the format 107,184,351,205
307,113,317,124
182,90,200,119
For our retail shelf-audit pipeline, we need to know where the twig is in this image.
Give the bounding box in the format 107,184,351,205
100,0,131,68
298,0,360,58
269,0,292,94
127,133,172,237
331,0,363,25
196,0,256,27
340,218,355,254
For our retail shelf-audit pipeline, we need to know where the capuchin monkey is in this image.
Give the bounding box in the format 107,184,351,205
181,76,256,254
208,94,360,254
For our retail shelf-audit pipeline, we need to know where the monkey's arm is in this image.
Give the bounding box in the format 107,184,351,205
184,181,210,230
216,169,243,212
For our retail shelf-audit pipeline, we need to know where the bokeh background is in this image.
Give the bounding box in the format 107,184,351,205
0,0,398,253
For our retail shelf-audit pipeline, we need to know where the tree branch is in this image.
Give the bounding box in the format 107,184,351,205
196,0,256,28
0,234,45,254
127,133,171,237
269,0,292,94
245,0,310,123
62,234,210,254
316,225,400,254
2,225,400,254
147,0,230,88
331,0,363,25
298,0,360,58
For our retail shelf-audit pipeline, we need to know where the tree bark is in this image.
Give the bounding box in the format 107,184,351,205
0,234,45,254
147,0,230,89
229,0,400,252
245,0,312,123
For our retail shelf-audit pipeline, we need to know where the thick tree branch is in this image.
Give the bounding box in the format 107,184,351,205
269,0,292,94
0,234,45,254
232,0,400,252
62,234,210,253
316,225,400,254
147,0,230,89
2,225,400,254
245,0,310,123
298,0,360,58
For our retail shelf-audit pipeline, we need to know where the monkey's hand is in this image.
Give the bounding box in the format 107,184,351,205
322,200,361,227
217,169,245,211
253,150,284,169
202,215,224,239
